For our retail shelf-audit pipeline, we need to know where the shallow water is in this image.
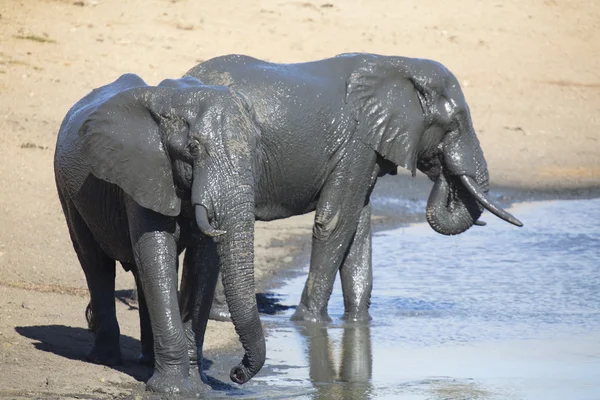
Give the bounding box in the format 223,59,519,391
239,199,600,399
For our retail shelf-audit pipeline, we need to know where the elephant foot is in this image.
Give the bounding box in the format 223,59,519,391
86,343,123,366
290,303,332,323
209,303,231,322
146,369,193,394
342,309,372,324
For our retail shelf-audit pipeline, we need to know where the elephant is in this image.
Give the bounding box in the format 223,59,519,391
185,53,523,323
54,73,266,393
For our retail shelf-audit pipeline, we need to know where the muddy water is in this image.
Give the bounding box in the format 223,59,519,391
241,199,600,399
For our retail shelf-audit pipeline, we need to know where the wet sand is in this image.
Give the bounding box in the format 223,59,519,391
0,0,599,397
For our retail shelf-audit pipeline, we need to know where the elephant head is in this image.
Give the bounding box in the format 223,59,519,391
78,74,265,383
346,56,522,235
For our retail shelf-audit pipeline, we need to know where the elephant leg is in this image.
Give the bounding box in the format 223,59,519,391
182,319,202,390
292,209,358,323
291,148,379,323
129,263,154,366
179,240,219,393
127,203,191,394
339,203,373,322
82,256,121,366
292,161,377,322
208,273,231,321
292,228,341,323
63,204,122,365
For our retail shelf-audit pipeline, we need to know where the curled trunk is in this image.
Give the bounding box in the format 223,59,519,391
426,130,490,235
425,151,522,234
426,172,483,235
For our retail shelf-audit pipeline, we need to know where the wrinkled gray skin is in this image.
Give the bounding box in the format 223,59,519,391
54,74,265,393
186,53,523,323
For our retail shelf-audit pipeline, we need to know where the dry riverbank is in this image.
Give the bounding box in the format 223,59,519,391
0,0,598,397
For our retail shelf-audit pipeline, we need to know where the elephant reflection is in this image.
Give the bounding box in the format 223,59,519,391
299,324,372,399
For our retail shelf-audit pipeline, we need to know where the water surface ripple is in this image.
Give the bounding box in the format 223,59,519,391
247,199,600,399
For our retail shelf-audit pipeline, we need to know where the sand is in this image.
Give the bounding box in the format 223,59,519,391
0,0,598,397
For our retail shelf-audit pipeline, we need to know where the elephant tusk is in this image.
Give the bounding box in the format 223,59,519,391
194,204,227,237
459,175,523,227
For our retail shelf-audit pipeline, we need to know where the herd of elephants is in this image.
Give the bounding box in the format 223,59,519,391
53,52,523,393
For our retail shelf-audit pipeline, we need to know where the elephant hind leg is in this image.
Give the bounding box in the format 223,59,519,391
61,199,122,366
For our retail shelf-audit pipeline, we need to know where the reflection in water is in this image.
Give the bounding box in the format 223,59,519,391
250,199,600,399
299,324,372,399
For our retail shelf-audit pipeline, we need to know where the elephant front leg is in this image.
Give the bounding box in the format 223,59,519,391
128,206,191,394
129,264,154,366
179,240,220,393
292,151,378,323
293,213,361,322
132,231,191,393
339,203,373,323
292,188,366,323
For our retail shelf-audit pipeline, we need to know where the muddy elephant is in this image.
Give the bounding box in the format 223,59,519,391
186,53,523,323
54,74,265,393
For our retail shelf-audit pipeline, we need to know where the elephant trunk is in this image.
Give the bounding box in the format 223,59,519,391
426,171,481,235
191,162,264,384
426,132,522,235
426,134,488,235
217,190,265,384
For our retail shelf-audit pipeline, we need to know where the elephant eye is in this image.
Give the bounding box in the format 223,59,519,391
186,138,202,155
188,138,200,148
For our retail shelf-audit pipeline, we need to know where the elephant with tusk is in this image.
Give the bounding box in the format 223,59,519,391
185,53,523,323
54,74,265,393
54,53,523,393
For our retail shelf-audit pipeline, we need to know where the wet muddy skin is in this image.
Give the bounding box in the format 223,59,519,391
193,182,600,400
134,179,599,399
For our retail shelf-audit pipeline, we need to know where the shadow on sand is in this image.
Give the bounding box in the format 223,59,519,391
13,291,299,397
15,324,152,382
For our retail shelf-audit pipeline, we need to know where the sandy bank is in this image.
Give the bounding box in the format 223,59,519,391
0,0,598,397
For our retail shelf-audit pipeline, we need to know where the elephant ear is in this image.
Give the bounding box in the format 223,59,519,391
79,84,181,216
346,60,427,175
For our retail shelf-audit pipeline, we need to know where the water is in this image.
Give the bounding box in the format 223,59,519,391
245,199,600,399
